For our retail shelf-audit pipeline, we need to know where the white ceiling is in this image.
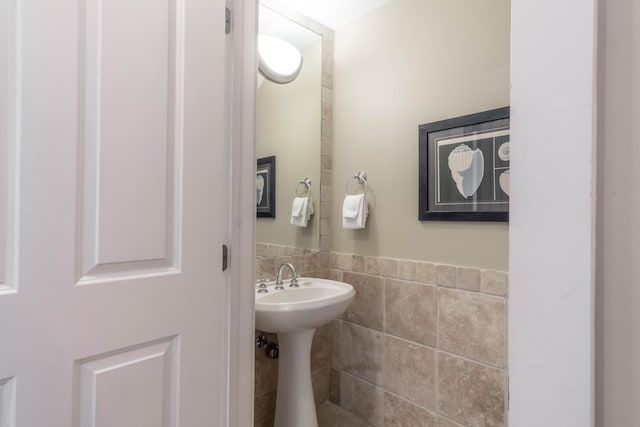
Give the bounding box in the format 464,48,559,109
259,5,321,50
270,0,393,29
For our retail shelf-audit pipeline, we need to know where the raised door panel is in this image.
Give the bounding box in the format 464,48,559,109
0,377,16,427
79,0,182,283
0,0,18,293
75,338,178,427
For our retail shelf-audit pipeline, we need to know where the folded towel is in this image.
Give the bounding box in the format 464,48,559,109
342,194,368,229
290,196,314,227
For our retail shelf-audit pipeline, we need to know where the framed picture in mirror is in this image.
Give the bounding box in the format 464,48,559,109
418,107,510,222
257,156,276,218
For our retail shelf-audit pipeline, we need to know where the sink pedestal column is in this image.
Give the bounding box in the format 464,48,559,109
274,329,317,427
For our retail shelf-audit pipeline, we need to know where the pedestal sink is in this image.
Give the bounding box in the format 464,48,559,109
255,277,355,427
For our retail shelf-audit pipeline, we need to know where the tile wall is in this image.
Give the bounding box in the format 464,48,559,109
327,253,509,427
254,245,509,427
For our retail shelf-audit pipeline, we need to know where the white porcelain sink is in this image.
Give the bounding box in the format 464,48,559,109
255,277,355,333
254,277,355,427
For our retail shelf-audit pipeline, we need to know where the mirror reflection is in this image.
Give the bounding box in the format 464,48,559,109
256,5,322,251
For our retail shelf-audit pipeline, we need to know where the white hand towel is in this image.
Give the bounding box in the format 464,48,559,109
290,196,312,227
342,194,368,229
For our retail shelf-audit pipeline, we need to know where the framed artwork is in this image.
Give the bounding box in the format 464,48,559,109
256,156,276,218
418,107,510,221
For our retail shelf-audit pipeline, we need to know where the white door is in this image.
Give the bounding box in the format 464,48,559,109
0,0,231,425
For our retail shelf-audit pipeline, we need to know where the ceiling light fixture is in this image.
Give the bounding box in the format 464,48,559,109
258,34,303,84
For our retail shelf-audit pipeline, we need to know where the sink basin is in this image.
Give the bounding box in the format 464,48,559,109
254,277,355,427
255,277,355,333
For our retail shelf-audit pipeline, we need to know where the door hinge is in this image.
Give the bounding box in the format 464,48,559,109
222,244,229,271
225,7,232,34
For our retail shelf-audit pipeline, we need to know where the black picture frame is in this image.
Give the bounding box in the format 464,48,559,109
257,156,276,218
418,107,510,222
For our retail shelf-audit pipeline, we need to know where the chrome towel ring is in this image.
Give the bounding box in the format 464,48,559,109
295,177,312,197
345,171,367,196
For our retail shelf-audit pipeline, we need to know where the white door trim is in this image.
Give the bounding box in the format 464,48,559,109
227,0,257,425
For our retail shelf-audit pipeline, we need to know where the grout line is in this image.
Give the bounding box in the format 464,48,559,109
384,390,436,417
438,348,507,371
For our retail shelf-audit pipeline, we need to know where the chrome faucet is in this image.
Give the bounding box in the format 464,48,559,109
275,262,299,290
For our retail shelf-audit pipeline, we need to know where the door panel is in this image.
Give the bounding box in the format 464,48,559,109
0,0,229,425
0,0,17,294
75,337,178,427
0,377,16,427
79,0,180,273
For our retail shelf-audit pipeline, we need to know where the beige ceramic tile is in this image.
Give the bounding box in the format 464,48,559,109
351,255,365,273
383,335,436,410
322,119,333,137
365,257,398,278
334,252,353,271
312,324,331,371
329,320,342,368
318,251,330,270
320,235,331,252
481,270,508,296
328,269,344,282
306,253,320,272
415,262,436,284
256,258,275,281
330,252,339,269
313,367,330,406
342,322,384,385
322,70,334,90
253,390,276,427
340,372,384,427
322,102,333,122
458,267,481,292
436,264,457,288
322,40,334,70
329,369,341,405
322,136,333,155
318,401,373,427
321,201,333,219
385,279,436,347
342,272,384,331
438,353,505,427
384,393,435,427
438,416,464,427
317,400,338,426
337,409,372,427
322,153,333,170
321,218,331,236
322,87,333,105
322,26,334,41
320,185,332,203
439,288,506,367
397,260,416,281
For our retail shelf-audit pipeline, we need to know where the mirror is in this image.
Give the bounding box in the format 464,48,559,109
256,4,323,252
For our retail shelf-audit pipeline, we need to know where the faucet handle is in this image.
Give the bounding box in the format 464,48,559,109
289,277,299,288
257,279,269,293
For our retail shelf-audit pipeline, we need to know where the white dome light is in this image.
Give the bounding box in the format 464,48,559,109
258,34,303,84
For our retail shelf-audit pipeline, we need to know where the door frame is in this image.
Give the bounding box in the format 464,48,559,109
228,0,257,425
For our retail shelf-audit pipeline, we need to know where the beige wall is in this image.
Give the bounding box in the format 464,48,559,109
596,0,640,424
256,40,322,250
331,0,510,270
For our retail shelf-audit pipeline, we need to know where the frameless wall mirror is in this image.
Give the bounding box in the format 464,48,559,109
256,4,322,251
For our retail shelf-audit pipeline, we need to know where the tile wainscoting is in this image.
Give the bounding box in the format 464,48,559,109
254,244,508,427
